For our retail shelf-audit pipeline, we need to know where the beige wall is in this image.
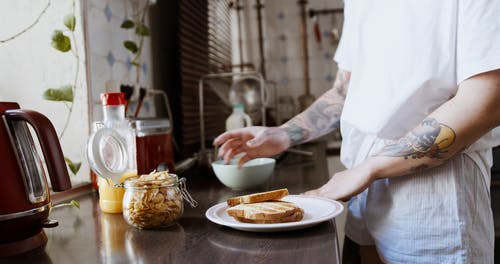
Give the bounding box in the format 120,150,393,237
0,0,156,186
0,0,90,185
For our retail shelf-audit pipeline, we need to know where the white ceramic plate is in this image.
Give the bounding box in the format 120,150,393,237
205,195,344,232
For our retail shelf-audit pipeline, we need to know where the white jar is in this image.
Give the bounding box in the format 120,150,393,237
225,104,252,131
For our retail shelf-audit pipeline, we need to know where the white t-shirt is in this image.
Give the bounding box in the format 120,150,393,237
335,0,500,176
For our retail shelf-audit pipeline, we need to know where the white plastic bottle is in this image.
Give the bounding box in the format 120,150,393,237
225,104,252,131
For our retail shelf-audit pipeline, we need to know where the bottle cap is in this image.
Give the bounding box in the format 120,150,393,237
101,92,126,106
233,103,244,109
133,118,171,137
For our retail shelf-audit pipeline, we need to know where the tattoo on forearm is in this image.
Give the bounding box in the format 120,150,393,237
283,123,310,145
377,118,456,159
281,70,350,145
409,164,430,172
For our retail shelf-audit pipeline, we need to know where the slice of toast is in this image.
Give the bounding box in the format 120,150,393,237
226,188,289,207
226,201,300,220
233,208,304,224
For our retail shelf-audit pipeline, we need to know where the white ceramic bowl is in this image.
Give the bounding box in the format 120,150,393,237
211,158,276,190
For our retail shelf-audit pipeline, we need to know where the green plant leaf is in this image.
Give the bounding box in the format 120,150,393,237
50,199,80,213
51,30,71,52
43,85,74,102
135,24,150,36
64,157,81,175
131,61,140,67
70,200,80,209
64,14,76,31
120,19,135,29
123,40,138,54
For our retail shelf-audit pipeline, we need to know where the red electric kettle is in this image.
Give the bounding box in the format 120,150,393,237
0,102,71,257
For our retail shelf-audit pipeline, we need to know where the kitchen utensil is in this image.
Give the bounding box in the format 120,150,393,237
286,148,314,156
211,158,275,190
134,87,147,118
0,102,71,257
120,84,134,115
312,15,322,43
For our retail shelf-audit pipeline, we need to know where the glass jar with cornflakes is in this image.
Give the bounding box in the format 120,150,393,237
122,171,197,229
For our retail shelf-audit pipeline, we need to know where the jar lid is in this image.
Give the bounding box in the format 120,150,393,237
133,118,171,136
86,127,129,182
124,171,198,207
124,172,178,189
101,92,126,106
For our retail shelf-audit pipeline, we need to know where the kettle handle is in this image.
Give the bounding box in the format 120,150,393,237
4,109,71,192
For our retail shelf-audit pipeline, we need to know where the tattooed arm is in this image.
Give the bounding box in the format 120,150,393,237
374,117,457,172
214,69,351,166
306,69,500,201
281,69,351,146
372,69,500,177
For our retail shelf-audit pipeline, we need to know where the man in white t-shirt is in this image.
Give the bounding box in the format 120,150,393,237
214,0,500,262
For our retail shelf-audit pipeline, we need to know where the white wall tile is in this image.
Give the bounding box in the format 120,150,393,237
86,0,154,119
89,0,107,10
109,0,127,21
239,0,344,106
308,0,326,10
87,4,113,57
89,55,111,101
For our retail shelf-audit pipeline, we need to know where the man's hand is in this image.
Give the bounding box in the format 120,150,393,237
213,126,291,167
213,69,350,168
304,161,376,201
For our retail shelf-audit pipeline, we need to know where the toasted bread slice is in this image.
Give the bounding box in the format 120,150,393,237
233,208,304,224
226,188,289,207
226,201,300,220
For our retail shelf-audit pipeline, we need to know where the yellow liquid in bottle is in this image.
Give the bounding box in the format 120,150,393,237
98,171,137,214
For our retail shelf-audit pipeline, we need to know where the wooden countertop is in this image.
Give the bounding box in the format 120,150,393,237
3,142,341,264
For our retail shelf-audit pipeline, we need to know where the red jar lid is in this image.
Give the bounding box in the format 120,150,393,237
101,92,126,106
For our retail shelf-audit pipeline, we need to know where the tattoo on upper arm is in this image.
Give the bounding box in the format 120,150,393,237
377,118,456,159
335,70,349,98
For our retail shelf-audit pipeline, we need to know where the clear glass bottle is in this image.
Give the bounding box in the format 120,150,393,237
87,92,137,213
100,92,137,178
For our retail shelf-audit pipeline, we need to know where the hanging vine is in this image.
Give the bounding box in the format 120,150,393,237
42,0,82,176
121,0,151,85
0,0,51,43
0,0,81,176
